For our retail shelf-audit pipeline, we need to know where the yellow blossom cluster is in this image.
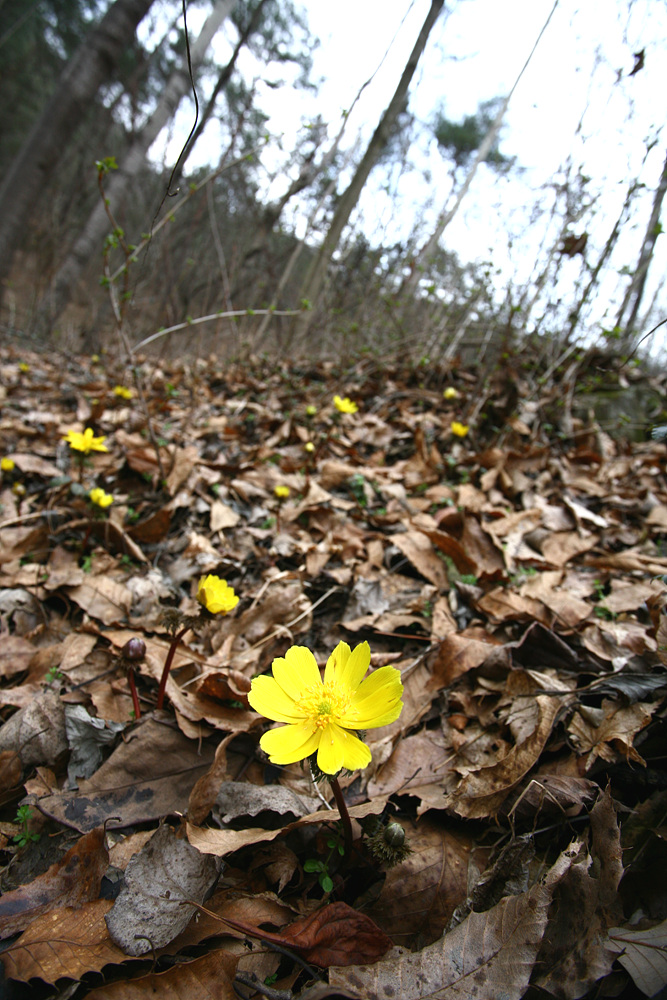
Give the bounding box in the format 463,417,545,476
333,395,358,414
196,574,239,615
63,428,108,454
451,421,469,438
274,484,290,499
1,457,15,473
113,385,133,400
249,641,403,775
89,487,114,508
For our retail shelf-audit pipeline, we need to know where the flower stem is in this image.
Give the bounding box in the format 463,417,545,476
127,667,142,720
156,626,189,710
330,776,353,856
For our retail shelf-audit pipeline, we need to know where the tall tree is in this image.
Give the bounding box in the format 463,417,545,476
401,0,558,300
615,148,667,346
0,0,155,305
33,0,237,336
293,0,445,343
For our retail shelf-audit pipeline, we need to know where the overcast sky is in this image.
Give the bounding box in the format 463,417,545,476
148,0,667,353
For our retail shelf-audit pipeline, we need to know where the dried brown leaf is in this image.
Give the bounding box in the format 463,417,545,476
330,843,578,999
187,732,236,825
0,634,35,678
0,687,67,772
389,531,449,589
105,824,222,956
0,827,109,939
365,818,477,947
450,695,560,817
65,575,133,626
36,717,215,832
533,788,623,997
608,918,667,997
85,946,239,999
1,899,121,984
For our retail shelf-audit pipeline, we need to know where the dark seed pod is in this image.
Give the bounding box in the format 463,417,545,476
121,638,146,662
367,820,412,868
384,821,406,848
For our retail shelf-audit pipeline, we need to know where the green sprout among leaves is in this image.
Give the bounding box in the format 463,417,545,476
349,473,368,507
13,805,40,848
304,836,345,894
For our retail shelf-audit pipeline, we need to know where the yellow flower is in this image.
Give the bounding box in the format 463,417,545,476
1,457,15,472
91,355,100,364
274,484,290,499
304,441,315,453
89,487,114,508
12,482,26,498
451,421,469,438
63,428,108,453
248,641,403,775
443,387,459,400
306,405,317,417
196,574,239,615
333,395,358,414
113,385,133,399
18,362,29,373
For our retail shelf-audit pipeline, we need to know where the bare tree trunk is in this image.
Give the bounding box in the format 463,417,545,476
567,178,640,343
615,147,667,345
0,0,155,305
292,0,444,343
32,0,236,337
401,0,559,299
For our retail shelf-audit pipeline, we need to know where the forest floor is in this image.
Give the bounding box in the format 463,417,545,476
0,344,666,1000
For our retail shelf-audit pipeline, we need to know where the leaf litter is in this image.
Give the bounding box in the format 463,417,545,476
0,346,666,999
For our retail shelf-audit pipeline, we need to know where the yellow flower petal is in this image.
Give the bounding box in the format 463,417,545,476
317,723,371,774
260,722,320,764
248,675,305,723
272,645,322,701
344,667,404,727
323,640,350,686
340,641,371,690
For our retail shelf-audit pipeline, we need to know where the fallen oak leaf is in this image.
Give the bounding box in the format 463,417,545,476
0,827,108,939
82,945,240,999
0,900,119,985
194,899,393,967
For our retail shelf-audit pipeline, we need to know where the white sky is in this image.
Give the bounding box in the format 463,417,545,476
147,0,667,354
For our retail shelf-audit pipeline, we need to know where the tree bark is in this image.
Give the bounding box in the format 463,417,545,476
33,0,236,337
0,0,155,303
615,148,667,345
401,0,559,299
292,0,444,343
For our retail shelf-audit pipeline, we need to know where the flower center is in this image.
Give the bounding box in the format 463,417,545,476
296,682,350,730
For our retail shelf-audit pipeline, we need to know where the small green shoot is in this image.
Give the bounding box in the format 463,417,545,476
13,805,40,848
304,836,345,894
